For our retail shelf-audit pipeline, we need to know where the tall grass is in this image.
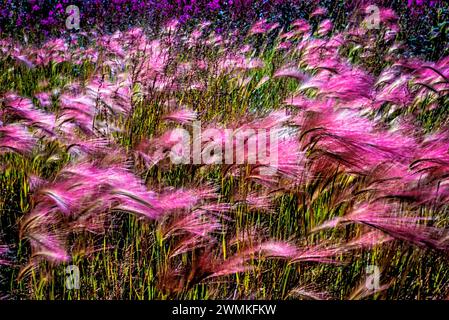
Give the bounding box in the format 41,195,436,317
0,5,449,300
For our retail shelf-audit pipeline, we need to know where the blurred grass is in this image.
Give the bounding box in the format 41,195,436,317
0,23,449,301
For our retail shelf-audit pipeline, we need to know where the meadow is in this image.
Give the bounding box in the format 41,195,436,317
0,1,449,300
